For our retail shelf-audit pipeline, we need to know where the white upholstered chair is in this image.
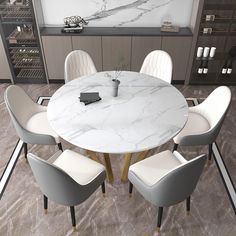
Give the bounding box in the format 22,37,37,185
4,85,63,159
64,50,97,83
173,86,231,164
140,50,173,83
128,150,206,232
28,149,106,231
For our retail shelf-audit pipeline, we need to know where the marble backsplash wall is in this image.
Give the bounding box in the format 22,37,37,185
41,0,194,27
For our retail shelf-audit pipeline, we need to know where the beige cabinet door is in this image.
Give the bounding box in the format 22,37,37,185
102,36,131,71
72,36,102,71
0,35,12,80
131,37,162,72
162,37,192,82
42,36,72,80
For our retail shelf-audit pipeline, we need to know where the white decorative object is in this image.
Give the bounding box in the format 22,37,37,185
209,47,216,58
203,47,210,58
205,14,215,22
161,16,179,32
197,47,203,58
227,68,232,74
222,68,227,74
203,28,212,34
47,71,188,154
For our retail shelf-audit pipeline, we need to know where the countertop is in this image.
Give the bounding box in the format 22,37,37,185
40,26,193,37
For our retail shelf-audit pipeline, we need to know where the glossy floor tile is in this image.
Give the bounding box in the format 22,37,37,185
0,83,235,236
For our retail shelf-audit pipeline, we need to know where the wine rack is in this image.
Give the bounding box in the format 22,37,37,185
190,0,236,85
0,1,32,23
0,0,47,83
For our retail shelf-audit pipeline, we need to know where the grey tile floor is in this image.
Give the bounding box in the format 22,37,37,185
0,83,235,236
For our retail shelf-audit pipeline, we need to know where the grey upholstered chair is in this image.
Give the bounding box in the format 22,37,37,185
128,150,206,232
28,149,106,231
140,50,173,83
4,85,63,159
64,50,97,83
173,86,231,164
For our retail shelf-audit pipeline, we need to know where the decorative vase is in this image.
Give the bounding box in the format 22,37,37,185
112,79,120,97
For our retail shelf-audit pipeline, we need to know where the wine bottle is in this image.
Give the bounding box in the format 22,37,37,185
221,60,227,74
198,61,203,74
227,60,232,75
203,61,208,74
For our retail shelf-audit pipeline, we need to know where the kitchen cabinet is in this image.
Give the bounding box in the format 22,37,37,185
42,36,72,80
162,37,192,81
131,37,162,72
102,36,132,71
72,36,102,71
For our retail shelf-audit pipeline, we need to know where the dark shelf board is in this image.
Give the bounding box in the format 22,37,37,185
40,27,193,37
1,20,33,24
190,73,236,85
199,32,229,36
195,53,234,61
14,78,47,83
204,4,235,11
201,19,233,24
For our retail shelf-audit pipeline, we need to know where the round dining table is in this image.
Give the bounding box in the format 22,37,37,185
47,71,188,183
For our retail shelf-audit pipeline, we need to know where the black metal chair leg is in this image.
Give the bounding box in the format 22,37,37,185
173,143,178,152
186,196,190,215
129,182,133,197
208,143,213,165
23,142,27,160
43,195,48,214
58,143,63,151
156,207,163,232
101,182,105,197
70,206,76,231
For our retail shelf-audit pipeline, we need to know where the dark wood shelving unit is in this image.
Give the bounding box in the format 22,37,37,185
189,0,236,85
0,0,47,83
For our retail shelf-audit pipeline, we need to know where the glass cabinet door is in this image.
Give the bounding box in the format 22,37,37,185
0,0,46,83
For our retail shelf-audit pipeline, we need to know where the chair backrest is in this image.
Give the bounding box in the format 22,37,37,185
4,85,57,145
4,85,38,128
28,153,96,206
197,86,231,130
152,153,206,207
140,50,173,83
64,50,97,83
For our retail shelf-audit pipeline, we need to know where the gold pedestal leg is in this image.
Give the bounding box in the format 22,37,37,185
208,159,213,166
121,153,132,182
137,150,150,162
103,153,114,183
86,150,101,163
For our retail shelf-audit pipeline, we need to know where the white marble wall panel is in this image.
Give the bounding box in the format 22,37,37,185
41,0,194,27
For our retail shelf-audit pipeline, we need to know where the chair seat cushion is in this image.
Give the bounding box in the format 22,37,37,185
173,111,210,144
53,150,106,185
26,111,60,143
129,150,183,186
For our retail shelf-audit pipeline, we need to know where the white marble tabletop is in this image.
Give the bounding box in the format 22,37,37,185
47,71,188,154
